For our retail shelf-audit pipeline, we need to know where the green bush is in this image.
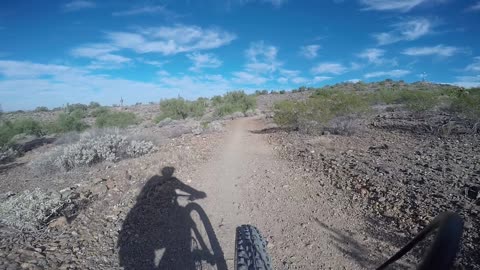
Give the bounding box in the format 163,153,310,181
449,89,480,119
398,90,439,112
279,90,286,94
156,97,207,121
89,102,101,109
214,91,256,117
274,90,369,129
47,113,89,133
0,118,44,146
35,106,49,112
70,108,86,119
91,107,110,118
95,111,137,128
211,96,223,106
66,103,88,114
273,100,305,127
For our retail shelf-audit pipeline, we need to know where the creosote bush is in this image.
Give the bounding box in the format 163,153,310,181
155,97,207,122
213,91,256,117
274,90,370,134
95,111,137,128
0,118,44,147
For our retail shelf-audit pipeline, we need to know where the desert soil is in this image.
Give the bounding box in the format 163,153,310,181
0,115,475,269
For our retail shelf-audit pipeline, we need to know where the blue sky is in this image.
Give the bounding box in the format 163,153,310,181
0,0,479,110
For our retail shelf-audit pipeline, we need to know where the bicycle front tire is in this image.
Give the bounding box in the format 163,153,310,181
235,225,272,270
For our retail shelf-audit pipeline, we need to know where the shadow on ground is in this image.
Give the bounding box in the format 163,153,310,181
314,217,412,270
118,166,227,270
249,127,295,134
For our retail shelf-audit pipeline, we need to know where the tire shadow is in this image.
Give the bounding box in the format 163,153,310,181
118,166,227,270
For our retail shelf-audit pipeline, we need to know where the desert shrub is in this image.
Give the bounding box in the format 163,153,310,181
274,90,369,134
89,101,101,109
398,90,439,112
156,97,207,121
91,107,110,117
273,100,305,127
70,108,86,119
214,91,256,117
66,103,88,113
0,189,65,231
279,90,286,94
96,111,137,128
46,113,88,133
35,106,49,112
449,89,480,119
0,118,44,146
211,95,223,106
31,133,157,171
270,90,278,94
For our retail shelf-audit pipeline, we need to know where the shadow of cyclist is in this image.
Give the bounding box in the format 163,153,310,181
118,166,226,270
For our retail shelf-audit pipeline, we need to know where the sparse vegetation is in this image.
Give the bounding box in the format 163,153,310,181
95,111,137,128
89,101,101,109
46,113,89,134
213,91,256,117
274,90,370,134
274,84,480,135
0,118,44,147
35,106,49,112
0,188,66,231
155,97,207,122
31,133,157,172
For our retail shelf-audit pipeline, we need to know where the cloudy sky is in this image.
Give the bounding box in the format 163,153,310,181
0,0,479,110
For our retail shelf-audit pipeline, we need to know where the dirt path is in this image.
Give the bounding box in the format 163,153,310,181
187,117,385,269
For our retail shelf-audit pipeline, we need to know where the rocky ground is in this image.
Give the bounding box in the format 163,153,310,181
0,86,478,269
0,129,223,269
267,109,480,269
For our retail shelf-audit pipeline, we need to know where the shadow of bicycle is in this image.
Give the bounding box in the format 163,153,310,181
118,166,227,270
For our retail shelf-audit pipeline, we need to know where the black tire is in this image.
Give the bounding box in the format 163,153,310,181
235,225,272,270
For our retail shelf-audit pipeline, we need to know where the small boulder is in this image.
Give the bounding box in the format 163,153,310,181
48,216,68,229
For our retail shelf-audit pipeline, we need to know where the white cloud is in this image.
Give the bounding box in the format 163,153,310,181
157,70,170,76
300,45,321,59
277,77,288,84
313,76,332,83
238,0,288,7
311,62,347,75
63,0,95,12
232,71,268,85
279,69,300,77
0,60,238,110
187,52,222,71
465,57,480,72
112,5,178,17
467,2,480,11
402,45,461,57
453,75,480,88
357,48,385,64
291,77,308,84
364,69,410,78
102,25,236,56
244,41,281,73
71,44,131,68
359,0,427,12
374,18,432,45
138,59,168,67
347,79,362,83
0,60,75,78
